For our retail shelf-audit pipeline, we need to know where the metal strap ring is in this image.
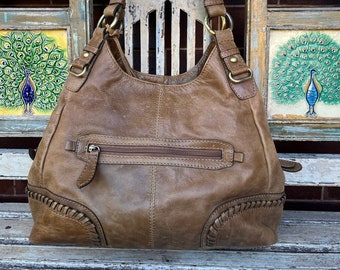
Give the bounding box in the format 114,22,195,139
204,12,234,35
69,65,87,77
97,14,106,28
97,10,120,30
228,68,253,83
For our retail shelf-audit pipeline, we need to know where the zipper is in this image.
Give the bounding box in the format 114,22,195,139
68,135,244,189
87,144,222,160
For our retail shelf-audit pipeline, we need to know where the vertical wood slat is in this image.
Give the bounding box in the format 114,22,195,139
139,13,150,73
124,16,133,69
156,5,166,75
171,6,181,75
69,0,92,58
124,2,139,70
186,17,196,72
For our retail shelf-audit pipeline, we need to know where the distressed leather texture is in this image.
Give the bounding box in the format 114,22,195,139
27,1,286,249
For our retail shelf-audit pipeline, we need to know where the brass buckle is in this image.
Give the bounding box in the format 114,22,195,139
204,13,234,35
228,68,253,83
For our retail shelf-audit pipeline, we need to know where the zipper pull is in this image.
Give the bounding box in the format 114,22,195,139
88,144,100,152
77,144,101,189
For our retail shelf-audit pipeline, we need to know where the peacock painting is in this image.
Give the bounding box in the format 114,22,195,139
0,30,68,115
20,68,36,115
269,31,340,118
304,69,322,117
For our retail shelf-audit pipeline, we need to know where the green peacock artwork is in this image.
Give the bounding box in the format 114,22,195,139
269,32,340,117
0,30,68,116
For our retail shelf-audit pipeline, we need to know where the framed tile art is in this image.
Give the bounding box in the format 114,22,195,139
246,1,340,141
0,0,92,136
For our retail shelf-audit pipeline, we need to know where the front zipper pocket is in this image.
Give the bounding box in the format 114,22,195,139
66,135,244,188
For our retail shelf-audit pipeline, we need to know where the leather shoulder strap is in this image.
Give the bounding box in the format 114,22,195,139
66,28,106,93
104,1,125,21
109,0,125,4
204,0,227,17
214,29,257,100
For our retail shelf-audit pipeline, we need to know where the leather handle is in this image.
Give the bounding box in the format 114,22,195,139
204,0,227,17
109,0,126,4
104,0,126,21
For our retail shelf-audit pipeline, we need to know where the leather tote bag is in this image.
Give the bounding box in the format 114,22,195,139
27,0,298,249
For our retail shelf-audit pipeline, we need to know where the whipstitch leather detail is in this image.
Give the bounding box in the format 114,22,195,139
26,189,101,246
202,194,286,247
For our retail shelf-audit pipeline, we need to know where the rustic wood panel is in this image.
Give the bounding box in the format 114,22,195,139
279,153,340,186
0,150,32,181
268,8,340,29
0,245,339,270
0,203,339,269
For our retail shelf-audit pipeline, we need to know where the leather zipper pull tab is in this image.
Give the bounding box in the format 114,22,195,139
77,145,100,189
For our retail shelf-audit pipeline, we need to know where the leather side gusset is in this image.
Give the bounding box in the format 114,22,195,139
26,186,106,247
201,193,286,248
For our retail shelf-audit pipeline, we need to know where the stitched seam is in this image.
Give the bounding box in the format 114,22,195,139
149,166,157,248
148,86,162,248
155,88,164,138
97,158,232,169
78,135,234,151
105,38,219,89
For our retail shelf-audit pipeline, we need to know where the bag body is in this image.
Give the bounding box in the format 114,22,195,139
27,0,286,249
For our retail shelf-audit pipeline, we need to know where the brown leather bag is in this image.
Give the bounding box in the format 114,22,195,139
27,0,298,249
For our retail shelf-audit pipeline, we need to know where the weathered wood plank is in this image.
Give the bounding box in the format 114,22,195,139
2,151,339,187
140,14,150,73
171,6,181,75
279,153,340,186
0,8,70,28
0,204,339,269
268,8,340,29
0,202,30,217
0,150,32,180
156,7,166,75
0,118,48,137
270,122,340,142
1,204,340,253
0,244,339,270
